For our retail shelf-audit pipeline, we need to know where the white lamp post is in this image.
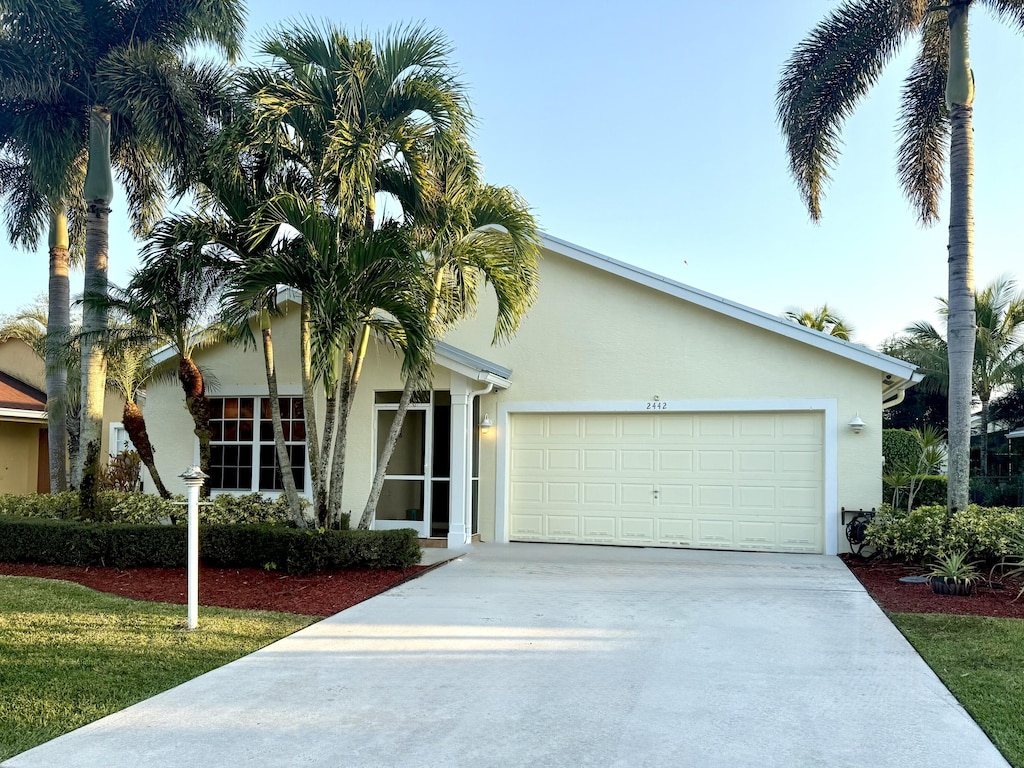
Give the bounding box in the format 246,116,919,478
179,466,209,629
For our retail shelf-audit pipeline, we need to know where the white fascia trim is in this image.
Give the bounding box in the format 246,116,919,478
494,399,839,556
0,407,47,422
540,232,919,383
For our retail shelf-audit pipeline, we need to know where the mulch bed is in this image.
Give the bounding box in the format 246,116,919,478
842,554,1024,619
0,562,429,617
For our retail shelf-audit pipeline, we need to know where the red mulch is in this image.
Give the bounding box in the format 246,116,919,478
0,562,429,617
842,554,1024,619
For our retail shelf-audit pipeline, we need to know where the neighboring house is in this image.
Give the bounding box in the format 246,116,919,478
144,234,921,555
0,339,48,493
0,338,126,493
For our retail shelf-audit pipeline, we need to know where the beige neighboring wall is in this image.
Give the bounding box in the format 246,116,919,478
443,245,890,544
0,422,43,494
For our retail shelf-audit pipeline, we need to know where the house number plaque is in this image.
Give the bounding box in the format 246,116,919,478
645,401,670,411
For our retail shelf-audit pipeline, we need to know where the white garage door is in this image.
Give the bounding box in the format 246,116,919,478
508,411,824,553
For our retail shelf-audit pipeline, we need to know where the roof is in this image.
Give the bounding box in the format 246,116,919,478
539,233,923,397
0,370,47,422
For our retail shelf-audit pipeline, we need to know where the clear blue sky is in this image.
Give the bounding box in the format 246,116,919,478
5,0,1024,349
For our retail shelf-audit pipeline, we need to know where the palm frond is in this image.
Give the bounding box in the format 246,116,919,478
777,0,927,220
896,9,949,224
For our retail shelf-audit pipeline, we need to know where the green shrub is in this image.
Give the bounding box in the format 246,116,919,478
883,429,919,474
0,492,81,520
866,503,1024,563
198,493,315,526
970,476,1021,507
914,476,947,507
0,517,420,572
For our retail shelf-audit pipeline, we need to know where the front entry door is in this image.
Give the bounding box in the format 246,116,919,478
374,392,451,538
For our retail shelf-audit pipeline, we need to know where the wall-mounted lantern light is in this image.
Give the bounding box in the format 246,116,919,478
849,414,866,434
480,413,493,434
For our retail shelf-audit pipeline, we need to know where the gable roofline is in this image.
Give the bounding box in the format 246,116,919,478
539,232,922,386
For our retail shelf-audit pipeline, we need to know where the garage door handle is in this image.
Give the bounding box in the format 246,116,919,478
653,489,660,500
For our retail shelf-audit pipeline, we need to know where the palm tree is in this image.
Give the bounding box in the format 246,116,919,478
244,23,471,524
107,249,230,494
358,140,540,530
0,0,245,492
783,305,854,341
144,112,306,524
775,1,1019,511
902,276,1024,475
238,204,431,527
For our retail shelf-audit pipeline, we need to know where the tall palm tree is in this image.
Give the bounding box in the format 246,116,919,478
783,305,854,341
161,114,306,524
359,140,540,530
902,276,1024,474
0,0,245,493
775,1,1022,510
239,202,431,527
244,23,471,524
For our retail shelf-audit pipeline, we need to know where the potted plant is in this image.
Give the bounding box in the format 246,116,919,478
930,551,980,596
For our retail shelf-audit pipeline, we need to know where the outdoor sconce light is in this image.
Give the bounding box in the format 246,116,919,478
849,414,866,434
480,413,493,434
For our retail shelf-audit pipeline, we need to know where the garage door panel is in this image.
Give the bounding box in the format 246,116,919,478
545,515,579,538
508,412,824,553
511,448,544,470
622,450,655,471
697,485,734,507
584,449,616,470
547,483,579,504
621,483,655,505
738,486,776,509
738,451,775,472
658,484,692,506
583,483,616,504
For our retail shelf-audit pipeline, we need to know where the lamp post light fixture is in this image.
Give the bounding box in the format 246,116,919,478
179,465,209,629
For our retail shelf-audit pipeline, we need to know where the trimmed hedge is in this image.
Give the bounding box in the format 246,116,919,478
865,503,1024,563
0,517,420,573
883,429,919,473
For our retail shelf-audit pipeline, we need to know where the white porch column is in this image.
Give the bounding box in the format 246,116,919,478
448,375,473,547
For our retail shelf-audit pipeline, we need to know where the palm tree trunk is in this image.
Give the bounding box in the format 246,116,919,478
360,277,442,529
327,343,356,527
317,379,338,527
300,296,321,518
122,399,170,498
79,106,114,496
178,357,212,497
261,315,303,526
945,5,976,514
46,210,70,492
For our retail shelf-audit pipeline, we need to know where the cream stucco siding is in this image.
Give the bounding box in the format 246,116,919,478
444,248,886,549
0,422,42,494
144,238,909,554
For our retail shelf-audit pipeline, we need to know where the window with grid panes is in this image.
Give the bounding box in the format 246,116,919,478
209,396,306,492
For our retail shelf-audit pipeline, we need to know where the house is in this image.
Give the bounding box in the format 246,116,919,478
0,337,127,494
143,234,921,555
0,339,49,493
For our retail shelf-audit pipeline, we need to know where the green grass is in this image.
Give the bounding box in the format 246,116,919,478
891,613,1024,767
0,575,315,762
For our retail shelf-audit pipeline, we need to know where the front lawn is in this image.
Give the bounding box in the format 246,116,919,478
892,613,1024,767
0,576,314,762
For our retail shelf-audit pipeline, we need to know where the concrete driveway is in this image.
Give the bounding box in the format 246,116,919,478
4,544,1009,768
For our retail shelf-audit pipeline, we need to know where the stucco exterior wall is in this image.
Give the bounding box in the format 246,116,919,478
0,339,45,390
144,244,896,553
0,422,42,494
443,248,886,545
